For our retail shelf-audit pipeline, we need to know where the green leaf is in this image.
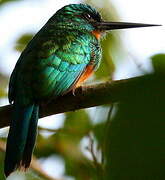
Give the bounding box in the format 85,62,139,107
105,72,165,179
34,134,58,158
0,73,8,98
151,53,165,73
14,33,34,52
0,89,7,98
64,110,92,139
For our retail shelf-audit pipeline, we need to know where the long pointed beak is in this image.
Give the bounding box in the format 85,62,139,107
95,21,162,31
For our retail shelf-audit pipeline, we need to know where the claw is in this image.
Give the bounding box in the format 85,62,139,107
72,88,76,96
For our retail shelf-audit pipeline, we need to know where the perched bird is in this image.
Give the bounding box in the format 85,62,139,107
4,3,160,177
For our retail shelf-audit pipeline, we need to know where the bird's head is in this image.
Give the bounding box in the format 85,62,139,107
50,4,160,39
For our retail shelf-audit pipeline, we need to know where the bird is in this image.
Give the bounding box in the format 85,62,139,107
4,3,160,177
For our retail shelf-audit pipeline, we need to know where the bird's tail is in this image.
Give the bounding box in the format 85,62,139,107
4,103,39,177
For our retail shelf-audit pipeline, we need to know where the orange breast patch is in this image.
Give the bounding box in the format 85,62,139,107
92,30,101,39
75,65,94,88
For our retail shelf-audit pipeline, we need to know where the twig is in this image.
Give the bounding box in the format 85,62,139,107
86,133,104,179
102,104,114,164
128,52,149,74
87,134,98,166
38,126,62,133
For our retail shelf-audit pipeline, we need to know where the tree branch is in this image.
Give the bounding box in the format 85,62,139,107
0,73,164,128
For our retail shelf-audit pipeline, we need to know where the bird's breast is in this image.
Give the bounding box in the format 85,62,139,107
75,64,94,88
92,30,102,40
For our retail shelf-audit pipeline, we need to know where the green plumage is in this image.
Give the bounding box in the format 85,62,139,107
5,2,157,177
9,15,101,105
5,3,101,177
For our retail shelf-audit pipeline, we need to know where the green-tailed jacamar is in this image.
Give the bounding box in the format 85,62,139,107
4,3,160,177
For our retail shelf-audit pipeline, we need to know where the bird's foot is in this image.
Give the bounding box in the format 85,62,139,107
72,88,76,96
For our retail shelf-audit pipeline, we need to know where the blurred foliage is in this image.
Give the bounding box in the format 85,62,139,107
0,152,5,179
0,0,164,180
105,54,165,180
0,0,21,6
151,54,165,73
0,73,8,99
14,33,34,52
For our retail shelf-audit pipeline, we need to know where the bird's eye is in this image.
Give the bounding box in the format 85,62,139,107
83,13,93,20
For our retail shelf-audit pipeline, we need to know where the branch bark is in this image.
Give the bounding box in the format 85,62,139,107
0,73,164,128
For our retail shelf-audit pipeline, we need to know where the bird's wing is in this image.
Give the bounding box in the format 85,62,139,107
30,32,97,99
32,53,91,99
9,31,98,102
